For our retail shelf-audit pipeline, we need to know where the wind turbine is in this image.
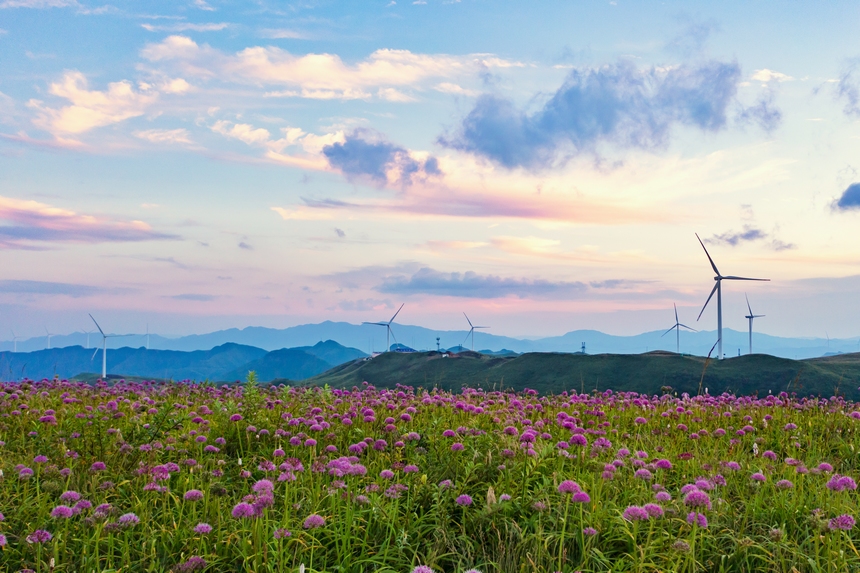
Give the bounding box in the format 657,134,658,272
146,323,150,350
661,303,696,354
695,234,769,360
10,329,19,353
45,327,55,349
362,304,404,352
462,313,489,351
89,314,128,379
744,294,764,355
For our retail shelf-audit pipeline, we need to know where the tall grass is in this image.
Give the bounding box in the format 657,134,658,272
0,378,858,572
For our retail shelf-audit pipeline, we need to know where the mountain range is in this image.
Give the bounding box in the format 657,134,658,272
0,340,366,383
3,321,859,360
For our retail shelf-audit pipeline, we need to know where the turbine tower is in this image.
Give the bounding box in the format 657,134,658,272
744,294,764,355
462,313,489,351
10,329,19,353
89,314,128,379
695,234,769,360
661,303,696,354
45,327,54,349
362,304,404,352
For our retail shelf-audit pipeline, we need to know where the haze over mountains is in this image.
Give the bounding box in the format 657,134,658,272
3,321,858,360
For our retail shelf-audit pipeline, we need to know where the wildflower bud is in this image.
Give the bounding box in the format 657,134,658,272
487,486,496,506
238,458,242,466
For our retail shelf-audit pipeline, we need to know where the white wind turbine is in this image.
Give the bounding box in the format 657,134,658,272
10,329,19,353
695,234,769,360
462,312,489,351
744,294,765,355
45,327,55,349
362,304,404,352
89,314,128,379
661,303,696,354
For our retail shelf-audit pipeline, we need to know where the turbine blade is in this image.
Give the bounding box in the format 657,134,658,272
363,322,388,326
388,325,397,344
695,233,721,276
722,276,770,281
89,314,105,336
661,325,678,337
746,293,752,316
674,303,679,324
463,312,473,328
92,347,99,361
388,303,404,324
697,282,719,321
755,314,765,318
678,324,697,331
462,330,472,346
706,338,720,359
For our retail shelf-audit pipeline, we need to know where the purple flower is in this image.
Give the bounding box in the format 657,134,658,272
687,512,708,528
175,556,208,572
380,470,395,479
829,514,856,531
751,472,767,482
90,461,107,472
643,503,664,518
634,416,647,425
193,523,213,535
622,505,649,521
499,494,512,502
776,479,794,490
274,528,291,539
635,469,653,481
455,494,473,506
655,459,672,470
229,414,243,422
403,464,419,473
558,480,580,494
818,462,834,473
252,479,275,494
583,527,598,536
26,530,53,544
33,455,49,464
232,502,256,519
51,505,75,519
684,490,712,510
655,491,672,502
572,491,591,504
303,514,326,529
184,489,204,501
451,442,465,452
412,567,435,573
0,534,6,547
59,490,82,503
118,513,140,527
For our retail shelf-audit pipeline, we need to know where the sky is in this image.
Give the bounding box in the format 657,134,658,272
1,0,860,342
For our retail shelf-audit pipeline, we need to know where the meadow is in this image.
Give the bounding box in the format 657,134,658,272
0,376,859,572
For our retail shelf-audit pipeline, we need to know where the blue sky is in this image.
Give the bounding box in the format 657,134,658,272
1,0,860,341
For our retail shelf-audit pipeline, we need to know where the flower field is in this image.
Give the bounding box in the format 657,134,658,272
1,378,859,572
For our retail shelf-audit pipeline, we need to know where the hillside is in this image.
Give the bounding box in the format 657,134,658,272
306,350,860,400
0,340,367,382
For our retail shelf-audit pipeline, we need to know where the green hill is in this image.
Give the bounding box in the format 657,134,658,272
305,350,860,399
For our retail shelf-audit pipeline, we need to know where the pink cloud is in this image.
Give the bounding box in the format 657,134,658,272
0,195,179,248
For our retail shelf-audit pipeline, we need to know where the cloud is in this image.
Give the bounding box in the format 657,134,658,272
192,0,215,10
169,293,216,301
0,0,74,7
0,279,116,297
706,225,795,251
0,195,179,248
29,71,158,136
834,182,860,211
322,129,441,186
140,36,519,101
736,90,782,133
441,60,765,169
751,69,794,83
238,241,253,250
665,20,719,57
259,28,310,40
836,59,860,117
334,227,346,238
141,22,229,32
375,267,588,299
134,128,192,144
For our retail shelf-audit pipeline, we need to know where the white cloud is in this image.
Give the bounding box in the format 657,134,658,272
134,128,192,144
28,71,158,135
271,206,334,220
259,28,310,39
141,36,521,101
751,69,794,83
193,0,215,10
211,120,271,145
434,82,479,96
142,22,229,32
0,0,74,7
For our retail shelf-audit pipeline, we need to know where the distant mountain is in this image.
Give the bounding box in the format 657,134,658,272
0,340,366,383
307,350,860,400
4,321,859,360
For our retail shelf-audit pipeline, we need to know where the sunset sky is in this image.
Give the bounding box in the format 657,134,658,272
1,0,860,341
